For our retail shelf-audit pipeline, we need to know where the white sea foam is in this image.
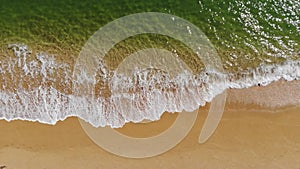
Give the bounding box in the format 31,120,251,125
0,44,299,127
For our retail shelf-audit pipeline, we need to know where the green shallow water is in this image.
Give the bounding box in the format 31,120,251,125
0,0,299,71
0,0,299,129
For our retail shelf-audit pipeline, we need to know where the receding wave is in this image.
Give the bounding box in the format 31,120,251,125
0,44,299,127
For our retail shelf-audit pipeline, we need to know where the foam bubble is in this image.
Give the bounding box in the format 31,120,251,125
0,44,299,127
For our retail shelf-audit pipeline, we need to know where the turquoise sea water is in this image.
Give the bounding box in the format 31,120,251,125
0,0,299,127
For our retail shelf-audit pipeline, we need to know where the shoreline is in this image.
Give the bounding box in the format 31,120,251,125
0,79,298,127
226,79,300,112
0,52,298,126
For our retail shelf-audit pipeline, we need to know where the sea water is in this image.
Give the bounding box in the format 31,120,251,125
0,0,299,127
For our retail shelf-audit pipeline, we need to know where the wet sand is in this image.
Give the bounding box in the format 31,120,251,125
0,100,299,169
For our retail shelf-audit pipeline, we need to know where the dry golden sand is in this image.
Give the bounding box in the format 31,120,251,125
0,102,299,169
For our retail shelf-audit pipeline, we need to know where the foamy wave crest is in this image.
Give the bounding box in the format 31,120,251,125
0,44,299,127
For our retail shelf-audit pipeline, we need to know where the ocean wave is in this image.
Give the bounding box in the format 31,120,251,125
0,44,299,127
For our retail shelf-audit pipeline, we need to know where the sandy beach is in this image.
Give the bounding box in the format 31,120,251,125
0,86,299,169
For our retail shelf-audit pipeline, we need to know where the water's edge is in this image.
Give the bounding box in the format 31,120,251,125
0,44,298,127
